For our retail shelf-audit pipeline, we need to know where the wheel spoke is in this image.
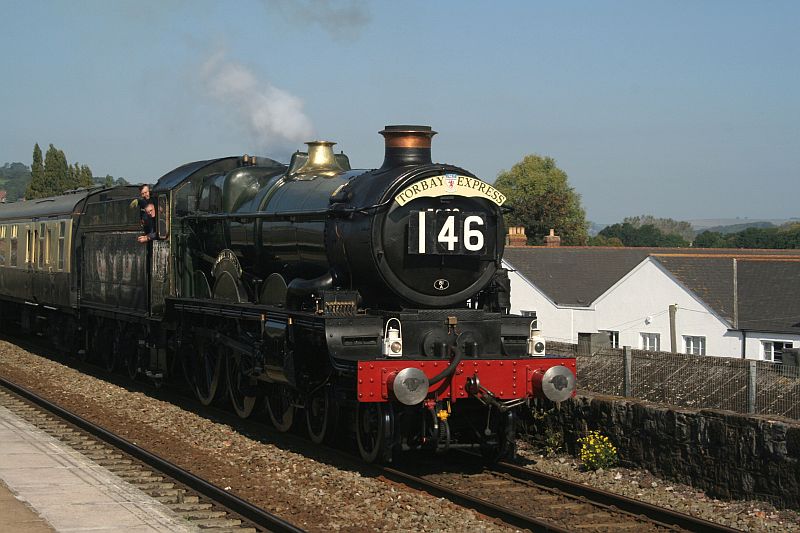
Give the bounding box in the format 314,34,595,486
194,342,222,406
356,403,393,463
306,385,336,444
226,351,262,419
266,385,294,432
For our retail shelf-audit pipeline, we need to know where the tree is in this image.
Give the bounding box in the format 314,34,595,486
693,230,725,248
39,144,69,196
588,234,624,247
25,143,60,200
1,162,32,201
31,144,43,183
599,222,689,247
24,143,96,198
494,154,588,245
623,215,694,242
78,164,93,188
104,175,114,187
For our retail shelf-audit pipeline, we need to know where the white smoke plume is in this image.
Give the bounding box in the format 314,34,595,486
200,52,314,150
263,0,371,40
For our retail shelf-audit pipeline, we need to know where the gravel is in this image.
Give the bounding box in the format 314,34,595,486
1,339,798,532
515,437,800,531
0,341,514,532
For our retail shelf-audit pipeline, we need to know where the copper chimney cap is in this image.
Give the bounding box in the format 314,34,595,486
379,125,437,169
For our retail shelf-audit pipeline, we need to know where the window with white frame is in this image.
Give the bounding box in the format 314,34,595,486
762,341,793,364
640,332,660,351
684,335,706,355
600,330,619,348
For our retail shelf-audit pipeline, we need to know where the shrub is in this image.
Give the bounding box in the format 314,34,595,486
544,428,564,456
577,430,617,470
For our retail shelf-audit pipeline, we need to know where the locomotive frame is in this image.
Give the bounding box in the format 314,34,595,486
0,125,576,463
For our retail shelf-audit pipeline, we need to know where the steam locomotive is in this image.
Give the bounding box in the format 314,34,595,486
0,125,576,462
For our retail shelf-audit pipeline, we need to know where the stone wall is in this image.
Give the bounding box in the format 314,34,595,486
529,392,800,509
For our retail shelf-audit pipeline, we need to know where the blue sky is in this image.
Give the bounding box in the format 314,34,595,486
1,0,798,223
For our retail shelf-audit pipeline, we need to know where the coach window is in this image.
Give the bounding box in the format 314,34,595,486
0,226,6,266
38,223,46,268
0,226,5,266
45,225,53,266
10,225,18,267
26,227,33,265
58,221,66,270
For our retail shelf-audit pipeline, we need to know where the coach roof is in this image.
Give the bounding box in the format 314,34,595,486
0,190,93,221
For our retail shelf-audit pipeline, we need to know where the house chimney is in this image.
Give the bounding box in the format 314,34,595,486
507,226,528,246
544,228,561,247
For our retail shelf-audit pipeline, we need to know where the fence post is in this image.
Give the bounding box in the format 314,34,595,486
747,360,757,414
623,346,632,397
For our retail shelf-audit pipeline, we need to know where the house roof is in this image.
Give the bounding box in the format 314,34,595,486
652,255,737,323
503,247,649,306
503,246,800,334
737,259,800,333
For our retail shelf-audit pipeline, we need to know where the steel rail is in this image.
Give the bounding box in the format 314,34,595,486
483,452,740,533
0,376,305,533
376,463,573,533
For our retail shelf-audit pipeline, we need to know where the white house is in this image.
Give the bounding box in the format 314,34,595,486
503,247,800,363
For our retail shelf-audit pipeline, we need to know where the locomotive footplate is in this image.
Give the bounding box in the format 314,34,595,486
357,357,576,403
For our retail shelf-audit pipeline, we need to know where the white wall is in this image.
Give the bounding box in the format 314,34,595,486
504,257,800,360
743,331,800,361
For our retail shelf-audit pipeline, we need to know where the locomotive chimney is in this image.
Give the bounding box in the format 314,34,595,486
379,125,437,170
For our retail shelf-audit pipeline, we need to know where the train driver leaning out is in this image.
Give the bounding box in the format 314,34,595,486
137,203,158,243
129,184,153,223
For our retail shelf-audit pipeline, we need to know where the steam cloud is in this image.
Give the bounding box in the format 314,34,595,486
263,0,371,40
201,52,315,150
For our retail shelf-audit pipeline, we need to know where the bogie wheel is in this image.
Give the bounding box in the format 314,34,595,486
226,349,263,419
265,384,295,432
306,385,338,444
193,340,225,406
356,402,394,464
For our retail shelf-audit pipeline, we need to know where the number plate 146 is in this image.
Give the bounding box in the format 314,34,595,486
408,210,487,255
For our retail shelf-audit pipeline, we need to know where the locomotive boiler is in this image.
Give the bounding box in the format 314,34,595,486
0,124,577,464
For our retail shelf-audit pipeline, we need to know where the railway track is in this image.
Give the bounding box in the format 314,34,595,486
380,452,741,532
0,376,304,533
0,335,759,532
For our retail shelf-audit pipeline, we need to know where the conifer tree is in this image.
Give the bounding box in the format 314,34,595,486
42,145,59,196
31,143,43,183
79,164,93,188
52,148,69,192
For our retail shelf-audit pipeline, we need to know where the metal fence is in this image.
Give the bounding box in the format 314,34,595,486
548,342,800,421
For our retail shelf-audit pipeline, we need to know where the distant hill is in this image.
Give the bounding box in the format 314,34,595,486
689,218,799,232
697,221,776,235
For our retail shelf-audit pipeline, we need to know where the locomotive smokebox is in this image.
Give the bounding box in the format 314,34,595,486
379,125,437,170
